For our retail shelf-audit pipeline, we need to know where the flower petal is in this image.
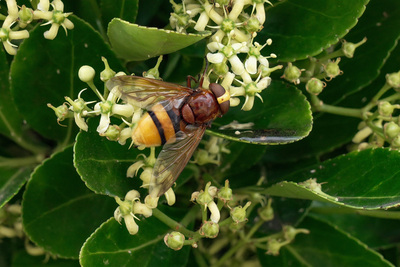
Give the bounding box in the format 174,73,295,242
207,52,225,64
245,56,257,74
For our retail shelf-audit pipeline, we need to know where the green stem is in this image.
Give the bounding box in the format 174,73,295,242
317,49,344,62
0,155,44,168
311,95,363,118
362,83,392,115
152,208,197,238
214,219,265,267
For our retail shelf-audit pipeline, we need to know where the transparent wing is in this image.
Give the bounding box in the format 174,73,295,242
106,76,193,109
149,126,206,197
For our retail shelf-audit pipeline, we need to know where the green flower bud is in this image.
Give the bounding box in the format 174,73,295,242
266,239,283,256
306,78,325,95
245,16,263,33
391,135,400,148
200,221,219,238
100,57,116,82
378,101,395,116
47,103,70,122
164,231,185,250
196,182,214,206
384,122,400,139
283,225,310,241
283,63,301,84
229,221,245,231
143,56,163,79
230,201,251,223
342,37,367,58
324,58,341,79
258,199,274,221
218,180,233,203
101,125,120,141
18,5,33,26
386,71,400,90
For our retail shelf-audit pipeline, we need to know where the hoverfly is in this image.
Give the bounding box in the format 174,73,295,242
107,75,230,198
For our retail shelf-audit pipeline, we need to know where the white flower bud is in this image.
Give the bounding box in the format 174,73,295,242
78,65,96,83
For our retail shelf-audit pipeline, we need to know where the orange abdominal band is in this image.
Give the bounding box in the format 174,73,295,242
217,90,230,104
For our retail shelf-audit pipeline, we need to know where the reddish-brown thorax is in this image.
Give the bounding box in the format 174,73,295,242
181,89,221,125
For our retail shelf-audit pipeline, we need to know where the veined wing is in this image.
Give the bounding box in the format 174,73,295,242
106,76,193,109
149,125,206,197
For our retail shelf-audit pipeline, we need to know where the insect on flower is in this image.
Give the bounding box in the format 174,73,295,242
106,75,230,198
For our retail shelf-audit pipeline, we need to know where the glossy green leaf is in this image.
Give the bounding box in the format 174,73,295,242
219,142,267,177
323,0,400,104
10,16,124,143
258,216,393,266
264,0,400,162
263,148,400,209
12,250,80,267
0,42,24,142
101,0,139,26
74,118,140,198
261,0,369,62
22,146,116,258
0,167,30,208
310,205,400,249
80,216,190,266
208,81,312,144
108,18,211,61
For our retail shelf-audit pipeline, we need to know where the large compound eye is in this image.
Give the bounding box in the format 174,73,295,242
209,83,230,115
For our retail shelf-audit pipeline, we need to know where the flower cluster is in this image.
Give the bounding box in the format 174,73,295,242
0,0,74,55
169,0,282,111
282,37,367,95
352,71,400,150
114,190,154,235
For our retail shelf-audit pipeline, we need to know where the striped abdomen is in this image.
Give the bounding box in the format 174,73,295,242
132,102,182,146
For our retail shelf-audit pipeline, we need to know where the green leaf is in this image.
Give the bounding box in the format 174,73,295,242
263,148,400,209
10,16,124,143
258,216,393,266
0,167,30,208
22,146,116,258
264,0,400,162
208,81,312,145
80,217,190,266
101,0,139,26
108,18,211,61
219,142,267,177
261,0,369,62
323,0,400,104
74,118,139,198
310,205,400,249
0,41,24,142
